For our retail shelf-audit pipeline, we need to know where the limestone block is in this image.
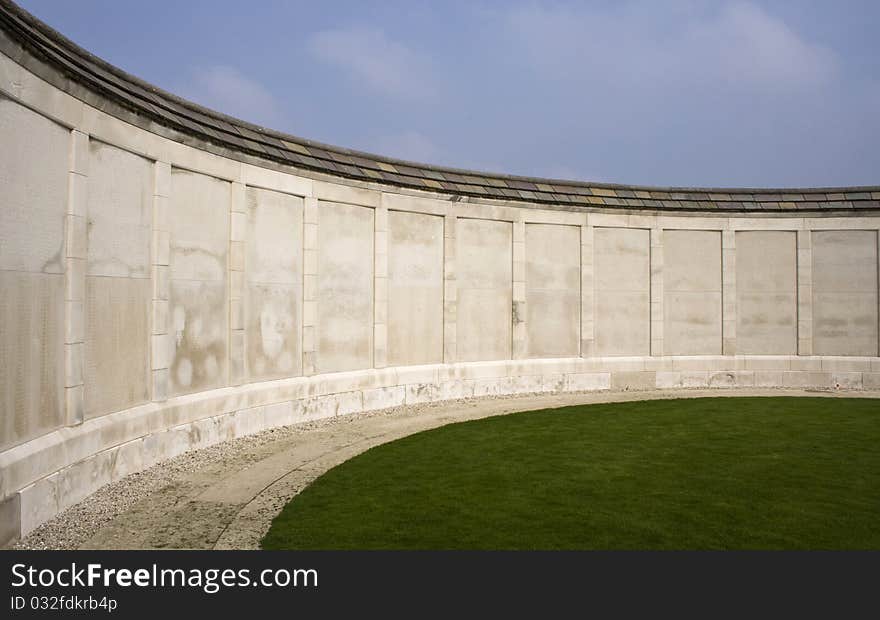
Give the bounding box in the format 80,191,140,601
387,211,444,366
709,370,755,388
456,218,512,362
755,371,784,387
831,372,862,389
811,230,878,356
317,202,374,373
0,97,67,274
19,473,59,537
782,371,832,388
735,231,797,355
110,438,144,482
610,371,656,390
0,272,65,450
594,227,650,356
264,401,295,429
362,386,406,411
525,223,580,358
663,230,722,355
336,391,365,416
233,406,266,438
0,493,21,547
564,372,611,392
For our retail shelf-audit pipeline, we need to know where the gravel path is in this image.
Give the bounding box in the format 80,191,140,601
13,388,879,550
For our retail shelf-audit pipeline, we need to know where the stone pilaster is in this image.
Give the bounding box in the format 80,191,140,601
580,222,594,357
302,197,319,375
650,227,664,356
443,214,457,363
373,203,388,368
512,220,527,359
797,229,812,356
150,161,171,401
228,182,246,385
722,230,736,355
64,129,88,424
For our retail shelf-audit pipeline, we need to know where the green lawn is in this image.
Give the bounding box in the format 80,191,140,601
261,397,880,550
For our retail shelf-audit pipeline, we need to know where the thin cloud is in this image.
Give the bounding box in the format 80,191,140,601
306,26,435,99
178,65,283,128
373,130,441,163
502,1,837,91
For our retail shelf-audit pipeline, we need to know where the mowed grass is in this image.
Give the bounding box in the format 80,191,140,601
261,397,880,550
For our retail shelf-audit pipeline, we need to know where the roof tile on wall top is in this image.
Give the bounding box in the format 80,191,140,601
507,180,539,191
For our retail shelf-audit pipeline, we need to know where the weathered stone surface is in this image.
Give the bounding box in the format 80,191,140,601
594,227,650,355
168,170,229,396
664,230,722,355
525,223,580,358
456,219,512,362
736,231,797,355
317,202,374,373
812,230,878,356
388,210,443,366
245,187,303,381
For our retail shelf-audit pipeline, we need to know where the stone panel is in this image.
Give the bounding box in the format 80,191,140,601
84,142,152,417
84,277,149,417
812,230,878,356
0,272,64,451
86,141,152,278
245,187,303,381
525,224,580,358
456,218,512,362
0,97,67,274
664,230,722,355
168,169,229,395
317,202,374,372
388,210,443,366
594,227,650,355
736,231,797,355
0,98,67,450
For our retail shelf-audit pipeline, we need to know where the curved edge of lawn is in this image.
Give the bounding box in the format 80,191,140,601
262,397,879,550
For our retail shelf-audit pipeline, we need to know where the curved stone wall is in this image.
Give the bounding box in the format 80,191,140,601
1,1,879,545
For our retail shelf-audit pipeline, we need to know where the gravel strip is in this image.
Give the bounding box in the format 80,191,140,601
12,395,513,550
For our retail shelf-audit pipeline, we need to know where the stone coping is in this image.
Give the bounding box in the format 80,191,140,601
2,355,880,546
0,0,878,213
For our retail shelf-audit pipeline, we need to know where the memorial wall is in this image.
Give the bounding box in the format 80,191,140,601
1,1,879,545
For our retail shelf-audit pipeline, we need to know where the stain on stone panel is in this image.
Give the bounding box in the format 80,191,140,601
525,224,580,358
0,97,67,274
456,218,512,362
736,231,797,355
84,142,152,417
86,142,152,278
168,169,229,395
317,201,374,373
84,277,150,417
245,187,303,381
812,230,878,356
664,230,722,355
388,210,443,366
594,227,650,356
0,272,64,451
0,98,67,450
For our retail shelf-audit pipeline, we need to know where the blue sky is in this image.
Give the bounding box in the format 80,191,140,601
17,0,880,187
